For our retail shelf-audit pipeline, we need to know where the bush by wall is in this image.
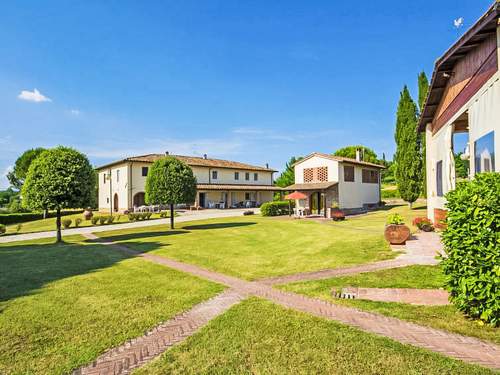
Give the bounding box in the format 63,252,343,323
260,201,293,216
440,173,499,326
0,224,5,235
0,210,84,225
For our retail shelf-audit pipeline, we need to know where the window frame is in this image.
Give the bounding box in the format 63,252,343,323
254,173,258,181
362,169,379,184
234,171,239,180
245,172,250,181
436,160,443,197
343,165,355,182
212,170,218,180
141,167,149,177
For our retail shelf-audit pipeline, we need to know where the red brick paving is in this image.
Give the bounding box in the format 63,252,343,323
336,287,450,305
80,233,500,371
73,289,244,375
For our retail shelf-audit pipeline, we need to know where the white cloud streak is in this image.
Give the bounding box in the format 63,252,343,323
18,88,52,103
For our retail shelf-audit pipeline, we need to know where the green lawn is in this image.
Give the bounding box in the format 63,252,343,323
134,298,493,375
280,265,500,344
4,211,168,235
0,236,223,375
96,214,397,280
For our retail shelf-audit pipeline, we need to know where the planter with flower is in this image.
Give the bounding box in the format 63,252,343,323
412,217,434,232
330,203,345,221
384,213,410,245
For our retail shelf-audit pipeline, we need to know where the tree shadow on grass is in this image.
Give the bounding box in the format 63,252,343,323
90,230,189,243
0,239,166,303
182,222,257,230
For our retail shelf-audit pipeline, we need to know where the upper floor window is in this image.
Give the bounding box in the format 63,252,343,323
474,131,495,173
436,161,443,197
212,170,218,180
103,173,106,184
344,166,355,182
116,170,120,182
234,172,239,180
142,167,149,177
362,169,379,183
245,172,250,181
254,173,258,181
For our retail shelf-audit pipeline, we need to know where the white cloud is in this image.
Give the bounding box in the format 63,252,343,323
18,88,52,103
0,136,12,145
69,109,81,116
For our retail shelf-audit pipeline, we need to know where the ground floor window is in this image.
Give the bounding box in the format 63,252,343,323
436,160,443,197
474,131,495,173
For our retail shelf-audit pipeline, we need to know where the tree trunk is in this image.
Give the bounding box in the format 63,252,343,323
43,209,48,220
409,201,413,209
170,203,174,229
56,208,62,243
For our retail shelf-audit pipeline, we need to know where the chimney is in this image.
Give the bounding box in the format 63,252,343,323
165,151,169,155
203,154,207,159
266,163,269,169
355,149,361,161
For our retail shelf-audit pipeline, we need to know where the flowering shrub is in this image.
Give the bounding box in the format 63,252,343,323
412,217,434,231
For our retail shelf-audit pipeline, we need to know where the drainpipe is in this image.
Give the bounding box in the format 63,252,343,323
109,168,112,215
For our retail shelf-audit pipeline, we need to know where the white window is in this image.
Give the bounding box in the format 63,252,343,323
235,172,239,180
245,172,250,181
212,170,218,180
254,173,258,181
116,170,120,182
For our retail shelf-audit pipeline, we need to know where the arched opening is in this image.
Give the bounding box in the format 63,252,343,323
133,192,146,207
113,193,119,212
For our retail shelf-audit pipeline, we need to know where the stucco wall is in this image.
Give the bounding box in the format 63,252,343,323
337,164,380,209
98,165,129,212
294,156,339,183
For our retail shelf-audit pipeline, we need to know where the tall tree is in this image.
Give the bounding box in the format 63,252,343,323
418,71,430,197
22,147,95,242
275,156,302,188
334,145,379,164
7,148,46,189
145,157,197,229
394,86,422,208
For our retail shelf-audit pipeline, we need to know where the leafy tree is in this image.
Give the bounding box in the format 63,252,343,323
22,146,95,242
0,188,17,207
7,148,46,189
275,156,303,188
394,86,422,208
418,72,430,197
145,157,197,229
454,152,469,179
334,145,379,164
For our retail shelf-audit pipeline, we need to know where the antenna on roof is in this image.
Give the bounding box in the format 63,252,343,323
165,151,169,155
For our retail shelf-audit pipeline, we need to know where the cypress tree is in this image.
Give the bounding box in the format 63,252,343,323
418,72,430,197
394,86,422,208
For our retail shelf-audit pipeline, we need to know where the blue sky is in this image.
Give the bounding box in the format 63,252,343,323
0,0,492,188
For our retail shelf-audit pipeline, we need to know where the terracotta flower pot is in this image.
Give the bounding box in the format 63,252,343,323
384,224,410,245
330,208,345,221
83,208,94,221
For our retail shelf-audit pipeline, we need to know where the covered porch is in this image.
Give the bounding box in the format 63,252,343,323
284,182,339,218
194,184,279,209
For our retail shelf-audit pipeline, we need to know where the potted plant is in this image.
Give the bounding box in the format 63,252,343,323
384,213,410,244
412,217,435,232
330,203,345,221
83,207,94,220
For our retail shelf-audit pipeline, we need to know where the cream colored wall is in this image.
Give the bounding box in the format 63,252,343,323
98,165,129,212
426,123,449,221
294,156,339,183
208,168,273,185
337,164,380,209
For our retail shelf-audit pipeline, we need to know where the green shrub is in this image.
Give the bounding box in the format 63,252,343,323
107,215,115,224
15,223,22,233
91,216,99,225
441,173,499,326
145,212,152,220
74,218,82,227
0,224,5,235
62,219,72,229
387,213,404,225
0,210,84,225
159,211,168,218
128,213,136,221
260,201,293,216
381,188,400,199
99,216,107,225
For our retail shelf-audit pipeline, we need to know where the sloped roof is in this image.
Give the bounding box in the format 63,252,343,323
294,152,385,169
418,1,500,130
96,153,277,172
284,181,338,191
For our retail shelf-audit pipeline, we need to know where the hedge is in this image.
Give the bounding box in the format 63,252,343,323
440,173,499,326
260,201,294,216
0,210,84,225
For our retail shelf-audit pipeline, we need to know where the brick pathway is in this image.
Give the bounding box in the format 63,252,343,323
336,287,450,305
80,233,500,371
74,290,244,375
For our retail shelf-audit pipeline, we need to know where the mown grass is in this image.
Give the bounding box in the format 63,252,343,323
0,236,223,374
96,214,397,280
135,298,494,375
280,265,499,344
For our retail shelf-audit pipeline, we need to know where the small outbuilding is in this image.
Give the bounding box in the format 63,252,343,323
285,152,385,218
